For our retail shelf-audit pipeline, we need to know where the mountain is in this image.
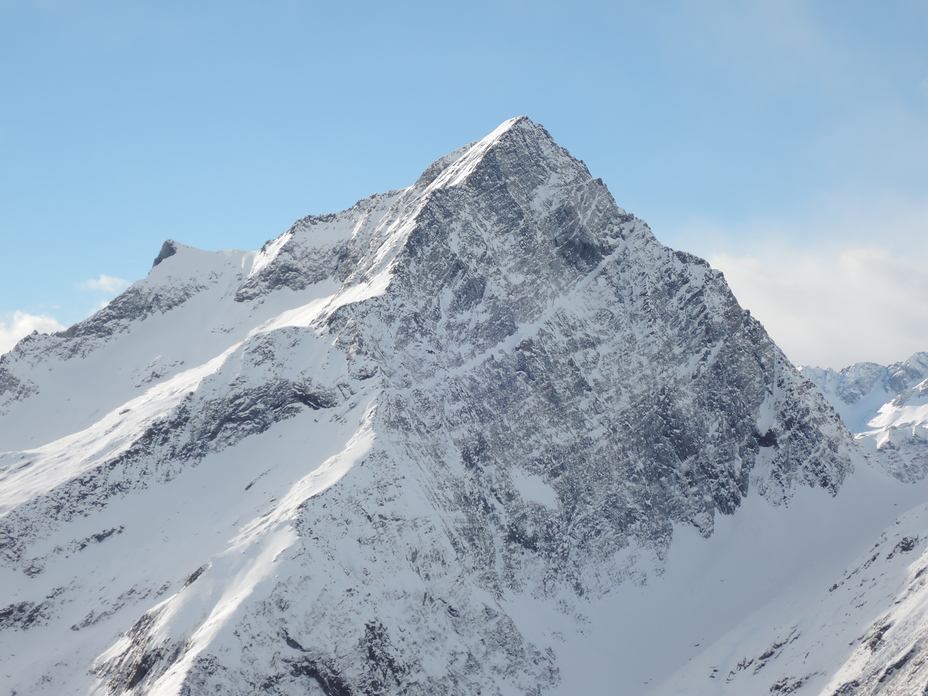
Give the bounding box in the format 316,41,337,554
803,353,928,482
0,116,924,695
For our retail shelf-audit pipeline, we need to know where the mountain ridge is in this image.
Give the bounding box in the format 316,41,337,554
0,117,899,696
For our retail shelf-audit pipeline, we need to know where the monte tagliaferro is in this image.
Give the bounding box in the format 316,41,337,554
2,117,928,695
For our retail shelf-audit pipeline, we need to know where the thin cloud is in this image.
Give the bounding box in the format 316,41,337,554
709,246,928,370
659,0,836,91
669,190,928,371
80,274,130,294
0,311,65,355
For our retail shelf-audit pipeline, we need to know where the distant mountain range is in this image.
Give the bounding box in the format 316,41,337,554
803,353,928,483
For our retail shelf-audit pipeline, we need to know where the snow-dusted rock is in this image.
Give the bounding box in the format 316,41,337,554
0,117,892,696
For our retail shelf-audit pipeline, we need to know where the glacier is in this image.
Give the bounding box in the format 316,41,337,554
1,116,927,695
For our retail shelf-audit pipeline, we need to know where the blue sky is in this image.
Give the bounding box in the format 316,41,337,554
2,0,927,367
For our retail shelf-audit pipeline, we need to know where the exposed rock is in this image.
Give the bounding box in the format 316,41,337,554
0,117,864,696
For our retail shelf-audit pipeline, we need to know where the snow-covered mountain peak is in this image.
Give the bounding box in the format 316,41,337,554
151,239,178,267
889,351,928,393
417,115,564,192
415,116,537,186
222,117,640,364
143,241,256,286
0,118,883,696
418,115,626,220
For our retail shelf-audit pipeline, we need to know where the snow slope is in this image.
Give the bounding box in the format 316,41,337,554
0,117,921,695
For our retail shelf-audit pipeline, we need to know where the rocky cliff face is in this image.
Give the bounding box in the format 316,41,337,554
0,117,862,695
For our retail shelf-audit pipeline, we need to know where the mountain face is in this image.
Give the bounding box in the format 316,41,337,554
0,117,905,696
803,354,928,483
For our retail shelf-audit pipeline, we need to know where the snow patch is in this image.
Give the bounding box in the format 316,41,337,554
510,467,558,509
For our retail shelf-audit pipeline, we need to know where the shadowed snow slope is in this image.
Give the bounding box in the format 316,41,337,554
0,117,921,695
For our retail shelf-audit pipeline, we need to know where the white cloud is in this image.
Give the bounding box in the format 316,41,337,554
80,274,130,294
667,190,928,370
709,246,928,369
0,311,66,356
